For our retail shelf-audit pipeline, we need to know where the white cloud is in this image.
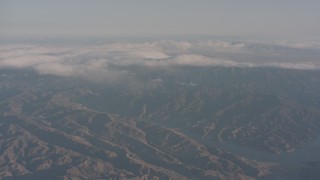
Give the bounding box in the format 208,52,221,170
172,54,240,67
0,54,61,68
264,62,318,70
128,49,170,60
157,40,193,50
0,39,319,82
34,63,74,76
197,41,246,51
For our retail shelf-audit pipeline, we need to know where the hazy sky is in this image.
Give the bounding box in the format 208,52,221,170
1,0,320,39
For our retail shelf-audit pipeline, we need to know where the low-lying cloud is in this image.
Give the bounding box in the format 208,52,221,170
1,39,320,82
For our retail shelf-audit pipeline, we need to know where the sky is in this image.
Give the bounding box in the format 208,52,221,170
1,0,320,39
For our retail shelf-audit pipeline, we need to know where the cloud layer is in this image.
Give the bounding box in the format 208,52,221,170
1,39,320,81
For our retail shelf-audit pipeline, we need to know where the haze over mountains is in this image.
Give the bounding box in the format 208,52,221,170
1,38,320,179
1,38,320,78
